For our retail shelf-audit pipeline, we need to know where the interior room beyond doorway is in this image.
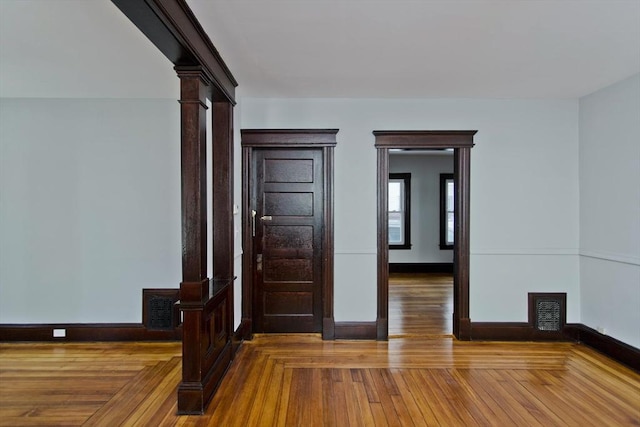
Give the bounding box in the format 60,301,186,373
388,149,454,337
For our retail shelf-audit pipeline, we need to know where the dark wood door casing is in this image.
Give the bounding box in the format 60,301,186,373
374,131,476,341
241,130,337,339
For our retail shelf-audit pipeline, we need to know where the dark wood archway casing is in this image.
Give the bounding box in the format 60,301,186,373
374,131,476,341
113,0,238,415
241,130,337,340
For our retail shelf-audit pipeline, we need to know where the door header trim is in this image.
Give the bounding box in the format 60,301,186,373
373,130,476,149
241,129,338,147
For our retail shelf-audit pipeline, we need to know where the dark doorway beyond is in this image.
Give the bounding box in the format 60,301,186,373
389,272,453,337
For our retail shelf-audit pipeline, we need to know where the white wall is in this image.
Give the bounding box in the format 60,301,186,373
389,154,453,263
0,98,181,323
233,100,243,329
240,98,580,323
579,73,640,348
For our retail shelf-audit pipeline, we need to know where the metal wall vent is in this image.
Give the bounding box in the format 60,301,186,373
148,296,175,330
529,293,566,334
536,299,561,331
143,289,180,330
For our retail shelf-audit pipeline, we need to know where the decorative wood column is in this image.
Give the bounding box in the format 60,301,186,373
176,66,210,414
112,0,238,416
211,101,235,351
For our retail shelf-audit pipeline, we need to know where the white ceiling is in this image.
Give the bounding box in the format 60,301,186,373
1,0,639,99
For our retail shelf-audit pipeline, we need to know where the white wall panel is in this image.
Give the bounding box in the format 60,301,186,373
0,98,181,323
579,73,640,348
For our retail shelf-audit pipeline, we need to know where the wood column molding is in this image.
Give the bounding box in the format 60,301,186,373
113,0,238,416
176,66,210,414
212,101,236,354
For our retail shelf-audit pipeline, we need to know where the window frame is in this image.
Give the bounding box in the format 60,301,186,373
439,173,454,250
389,173,411,250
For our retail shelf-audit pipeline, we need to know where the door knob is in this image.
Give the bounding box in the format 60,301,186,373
260,215,273,221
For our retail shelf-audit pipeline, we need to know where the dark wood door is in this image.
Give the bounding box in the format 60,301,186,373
252,148,324,333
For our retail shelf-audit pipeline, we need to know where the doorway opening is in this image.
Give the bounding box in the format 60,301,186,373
388,149,454,337
374,131,477,340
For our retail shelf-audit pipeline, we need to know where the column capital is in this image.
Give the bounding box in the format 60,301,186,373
175,65,211,83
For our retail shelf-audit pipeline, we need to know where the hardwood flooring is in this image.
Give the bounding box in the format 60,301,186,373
389,273,453,337
2,336,639,426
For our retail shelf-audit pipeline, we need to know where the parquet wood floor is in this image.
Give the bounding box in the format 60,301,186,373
389,273,453,337
1,281,639,425
2,337,639,426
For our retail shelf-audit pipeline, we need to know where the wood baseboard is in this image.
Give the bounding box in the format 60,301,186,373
470,322,534,340
323,317,336,340
232,319,252,354
334,322,377,340
0,323,182,342
564,323,639,372
389,263,454,274
470,321,639,372
470,322,569,341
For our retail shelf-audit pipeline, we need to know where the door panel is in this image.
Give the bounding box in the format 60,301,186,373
253,149,324,333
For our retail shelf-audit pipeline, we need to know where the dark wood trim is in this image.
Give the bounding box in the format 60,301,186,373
241,129,338,338
241,145,253,339
389,173,411,250
212,101,235,361
470,322,540,341
0,323,182,342
232,319,251,355
241,129,339,147
564,324,640,372
322,145,336,340
112,0,237,103
376,148,389,341
454,147,472,340
176,68,234,415
471,321,570,341
112,0,238,414
211,102,234,282
470,322,640,371
235,319,253,341
177,67,209,284
374,131,477,149
439,173,454,250
389,263,454,274
375,131,476,341
323,318,336,340
334,322,377,340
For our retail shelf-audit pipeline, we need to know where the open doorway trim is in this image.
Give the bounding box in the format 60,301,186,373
374,131,476,340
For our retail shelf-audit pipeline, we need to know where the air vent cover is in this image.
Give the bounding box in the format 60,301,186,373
143,289,180,330
148,296,174,329
536,299,561,331
529,293,566,335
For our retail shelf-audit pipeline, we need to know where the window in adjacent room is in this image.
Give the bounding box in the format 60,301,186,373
440,173,454,249
389,173,411,249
